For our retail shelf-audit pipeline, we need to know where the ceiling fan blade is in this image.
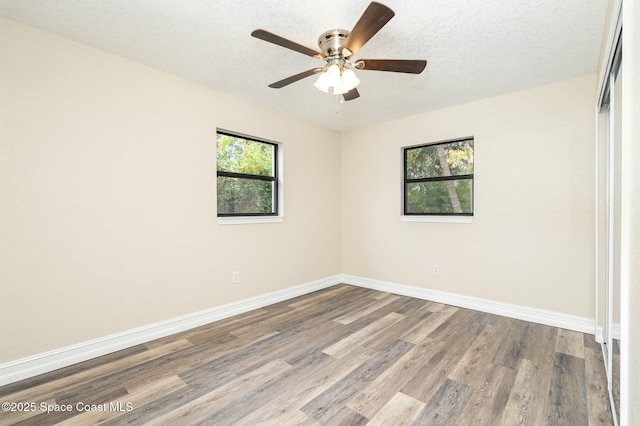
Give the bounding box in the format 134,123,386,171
341,2,395,57
251,29,322,58
268,68,320,88
343,88,360,101
356,59,427,74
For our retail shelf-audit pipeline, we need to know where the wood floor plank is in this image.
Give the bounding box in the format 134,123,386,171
181,302,292,344
231,349,374,425
464,311,493,335
401,326,475,403
227,303,317,338
286,284,358,308
492,319,536,370
116,344,239,393
298,414,323,425
283,316,379,366
54,383,128,410
500,357,553,425
323,312,405,358
0,345,149,399
57,375,186,425
362,312,430,354
229,318,344,375
333,294,401,325
347,337,445,419
188,350,345,425
448,324,505,385
302,339,414,423
95,328,280,420
56,340,228,410
392,297,431,315
523,323,559,364
260,290,378,343
2,339,192,403
0,397,56,424
399,305,457,344
176,329,293,385
498,321,559,425
455,363,517,425
324,406,369,425
585,347,614,425
583,333,601,350
546,352,589,426
100,375,234,425
427,307,478,340
81,329,272,403
8,383,128,426
365,296,427,321
556,328,585,358
411,379,473,425
367,392,425,426
417,301,447,313
368,291,392,300
229,287,372,339
241,409,316,426
144,359,291,425
148,309,265,347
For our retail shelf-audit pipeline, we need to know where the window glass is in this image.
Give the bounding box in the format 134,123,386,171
403,138,474,216
405,140,473,179
216,131,278,216
217,134,275,177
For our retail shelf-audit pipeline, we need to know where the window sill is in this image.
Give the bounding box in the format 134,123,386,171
218,216,283,225
401,216,473,224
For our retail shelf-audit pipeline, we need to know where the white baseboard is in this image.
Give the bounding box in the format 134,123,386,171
0,275,341,387
341,274,596,335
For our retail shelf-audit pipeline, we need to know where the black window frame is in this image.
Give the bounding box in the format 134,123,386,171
403,137,474,216
216,130,279,217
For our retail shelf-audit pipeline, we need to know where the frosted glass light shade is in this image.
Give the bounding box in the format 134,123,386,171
341,69,360,92
314,64,360,95
326,64,340,78
313,72,332,93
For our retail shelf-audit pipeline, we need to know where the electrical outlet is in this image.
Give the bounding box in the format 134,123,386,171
433,264,440,275
232,271,240,283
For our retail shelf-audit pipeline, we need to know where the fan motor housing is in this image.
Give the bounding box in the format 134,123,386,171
318,29,349,57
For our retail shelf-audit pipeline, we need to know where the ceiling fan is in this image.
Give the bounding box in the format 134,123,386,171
251,1,427,102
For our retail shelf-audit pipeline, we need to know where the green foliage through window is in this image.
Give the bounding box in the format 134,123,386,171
216,131,278,216
404,138,474,215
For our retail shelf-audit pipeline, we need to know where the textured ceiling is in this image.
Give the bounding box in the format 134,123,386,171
0,0,607,131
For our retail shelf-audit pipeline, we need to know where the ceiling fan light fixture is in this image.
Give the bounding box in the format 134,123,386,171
326,63,341,77
314,64,360,95
341,68,360,91
313,71,332,93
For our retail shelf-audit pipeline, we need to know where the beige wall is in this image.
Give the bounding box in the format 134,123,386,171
0,19,342,363
341,75,596,317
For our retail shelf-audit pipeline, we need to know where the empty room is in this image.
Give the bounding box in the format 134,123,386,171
1,1,638,425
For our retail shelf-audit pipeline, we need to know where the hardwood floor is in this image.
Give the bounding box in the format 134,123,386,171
0,285,613,425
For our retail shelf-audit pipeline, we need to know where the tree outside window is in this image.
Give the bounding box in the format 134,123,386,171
216,131,278,216
403,138,474,216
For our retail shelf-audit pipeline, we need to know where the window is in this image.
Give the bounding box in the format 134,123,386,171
403,137,474,216
216,130,278,217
